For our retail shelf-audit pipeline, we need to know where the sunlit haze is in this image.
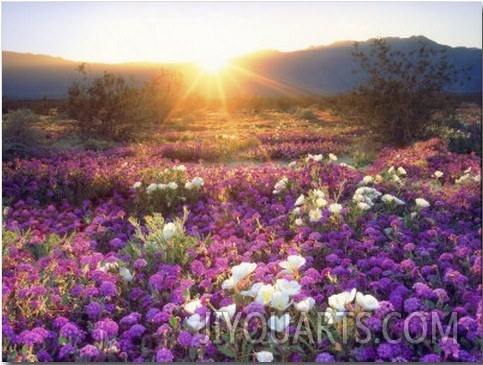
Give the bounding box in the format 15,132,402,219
2,1,481,64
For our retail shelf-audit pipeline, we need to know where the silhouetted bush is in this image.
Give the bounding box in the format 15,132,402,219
67,65,181,141
2,109,43,160
351,38,469,145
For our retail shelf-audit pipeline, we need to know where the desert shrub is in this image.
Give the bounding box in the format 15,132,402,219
445,121,482,155
294,106,319,122
351,38,469,145
67,65,181,141
124,208,197,269
2,109,43,160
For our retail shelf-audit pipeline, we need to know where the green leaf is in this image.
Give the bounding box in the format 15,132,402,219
58,335,68,346
21,345,29,356
188,347,197,360
169,316,178,328
183,289,190,301
433,343,442,355
217,345,237,358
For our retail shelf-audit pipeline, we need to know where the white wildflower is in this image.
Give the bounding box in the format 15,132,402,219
279,255,306,274
309,208,322,222
275,279,301,296
163,222,177,240
328,203,342,215
294,194,305,206
268,313,290,333
415,198,430,208
356,292,380,311
255,351,274,362
328,288,357,312
185,313,206,332
294,297,316,313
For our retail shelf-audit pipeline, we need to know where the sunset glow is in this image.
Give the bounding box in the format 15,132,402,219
2,2,481,64
196,55,231,74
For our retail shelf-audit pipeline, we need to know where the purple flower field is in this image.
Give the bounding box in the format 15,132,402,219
2,135,482,362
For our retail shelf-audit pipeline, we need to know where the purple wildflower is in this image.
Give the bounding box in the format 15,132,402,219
59,345,75,359
177,331,193,347
94,319,118,338
377,343,394,360
439,337,460,359
60,322,82,340
156,348,174,362
133,258,147,270
99,281,117,297
315,352,336,362
91,328,108,342
403,298,421,313
420,354,441,362
120,312,141,326
129,324,146,338
86,301,102,319
79,344,100,358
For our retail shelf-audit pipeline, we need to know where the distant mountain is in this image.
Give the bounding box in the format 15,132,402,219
2,36,481,99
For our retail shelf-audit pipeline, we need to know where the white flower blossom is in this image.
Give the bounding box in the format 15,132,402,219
173,165,187,171
216,303,237,320
255,284,275,305
356,292,380,310
397,167,407,175
357,202,371,211
309,208,322,222
275,279,301,296
328,203,342,215
270,291,292,311
268,313,290,333
294,194,305,206
381,194,405,205
133,181,142,189
306,153,323,162
328,153,338,161
273,177,289,194
255,351,274,362
433,171,444,178
167,181,178,190
315,197,328,208
119,267,133,281
312,189,325,199
279,255,306,274
359,175,375,185
231,262,257,286
192,177,204,187
185,313,206,332
328,288,356,312
221,277,235,290
163,222,177,240
415,198,430,208
184,299,202,314
146,183,158,194
294,297,316,313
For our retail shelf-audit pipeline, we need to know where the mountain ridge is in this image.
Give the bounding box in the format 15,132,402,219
3,36,481,99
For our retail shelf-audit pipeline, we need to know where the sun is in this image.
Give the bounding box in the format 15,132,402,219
196,55,230,74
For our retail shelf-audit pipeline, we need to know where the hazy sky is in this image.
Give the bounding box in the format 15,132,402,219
2,1,482,64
